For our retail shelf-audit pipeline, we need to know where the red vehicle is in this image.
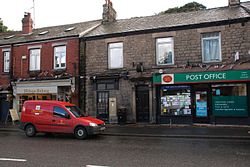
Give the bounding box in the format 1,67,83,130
19,100,105,139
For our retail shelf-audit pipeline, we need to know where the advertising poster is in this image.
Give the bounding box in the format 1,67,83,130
196,101,207,117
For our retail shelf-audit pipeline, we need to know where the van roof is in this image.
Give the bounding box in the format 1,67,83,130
24,100,75,106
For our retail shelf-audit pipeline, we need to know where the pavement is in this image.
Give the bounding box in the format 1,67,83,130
1,122,250,140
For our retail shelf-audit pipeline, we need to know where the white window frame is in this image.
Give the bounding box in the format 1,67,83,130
202,32,222,63
3,51,10,73
54,45,66,70
29,48,41,71
156,37,174,66
108,42,123,69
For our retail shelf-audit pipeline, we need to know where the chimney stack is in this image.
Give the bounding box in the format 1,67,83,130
22,12,33,34
229,0,240,6
102,0,116,24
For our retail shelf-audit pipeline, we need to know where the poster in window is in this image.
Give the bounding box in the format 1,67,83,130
196,101,207,117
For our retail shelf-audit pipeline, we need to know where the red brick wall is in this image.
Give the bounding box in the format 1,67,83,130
13,38,79,78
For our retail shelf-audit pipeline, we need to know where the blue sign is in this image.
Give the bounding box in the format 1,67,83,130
196,101,207,117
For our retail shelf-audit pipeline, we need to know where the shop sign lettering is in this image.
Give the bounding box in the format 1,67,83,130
185,73,226,81
153,70,250,84
16,86,58,94
212,96,248,117
24,89,50,94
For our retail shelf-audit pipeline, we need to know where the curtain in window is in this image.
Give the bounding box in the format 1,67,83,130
29,49,40,71
203,39,219,61
4,52,10,72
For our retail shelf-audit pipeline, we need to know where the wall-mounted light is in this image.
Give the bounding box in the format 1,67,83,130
21,55,27,60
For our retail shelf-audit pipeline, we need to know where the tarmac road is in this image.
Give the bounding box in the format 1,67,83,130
0,130,250,167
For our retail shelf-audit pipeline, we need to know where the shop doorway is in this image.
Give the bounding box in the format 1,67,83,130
193,89,210,123
96,91,109,122
136,85,149,123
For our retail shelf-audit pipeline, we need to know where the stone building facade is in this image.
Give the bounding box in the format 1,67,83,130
83,0,250,124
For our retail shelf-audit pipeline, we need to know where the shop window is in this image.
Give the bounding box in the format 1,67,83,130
202,32,221,63
54,46,66,69
29,49,41,71
160,85,191,116
108,42,123,69
212,84,248,117
3,51,10,73
156,37,174,65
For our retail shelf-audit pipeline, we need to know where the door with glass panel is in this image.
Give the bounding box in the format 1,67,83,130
193,90,210,123
96,91,109,122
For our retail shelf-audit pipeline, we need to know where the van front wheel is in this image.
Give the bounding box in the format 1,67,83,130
25,124,36,137
74,127,87,139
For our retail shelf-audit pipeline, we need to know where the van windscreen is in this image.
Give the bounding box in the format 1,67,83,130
65,106,85,118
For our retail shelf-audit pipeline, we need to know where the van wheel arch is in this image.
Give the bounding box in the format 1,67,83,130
24,123,37,137
74,125,88,139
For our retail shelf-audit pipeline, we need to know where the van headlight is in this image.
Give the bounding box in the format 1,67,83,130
89,123,98,127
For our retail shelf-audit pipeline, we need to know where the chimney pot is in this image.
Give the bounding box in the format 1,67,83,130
22,12,33,34
102,0,116,24
229,0,240,6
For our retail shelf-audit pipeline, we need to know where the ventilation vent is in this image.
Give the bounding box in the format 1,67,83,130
65,27,76,32
4,35,15,39
38,31,49,35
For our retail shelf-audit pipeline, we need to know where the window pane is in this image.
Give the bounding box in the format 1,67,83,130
202,32,221,62
157,38,173,65
4,51,10,72
53,107,67,117
29,49,40,71
160,86,191,116
54,46,66,69
108,43,123,69
212,84,248,117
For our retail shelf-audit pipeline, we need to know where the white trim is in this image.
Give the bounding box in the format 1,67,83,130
0,45,11,48
52,42,67,47
2,48,11,52
28,45,42,50
54,45,67,70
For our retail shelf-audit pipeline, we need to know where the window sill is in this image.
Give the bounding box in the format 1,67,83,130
29,70,41,77
52,68,66,75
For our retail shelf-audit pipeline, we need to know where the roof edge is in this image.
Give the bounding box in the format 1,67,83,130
84,17,250,41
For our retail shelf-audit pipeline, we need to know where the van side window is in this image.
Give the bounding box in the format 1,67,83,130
53,107,68,118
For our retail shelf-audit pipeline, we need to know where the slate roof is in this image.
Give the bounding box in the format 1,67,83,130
85,1,250,38
0,20,101,45
1,1,250,45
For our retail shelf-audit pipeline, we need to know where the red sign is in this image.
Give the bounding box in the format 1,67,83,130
163,75,173,83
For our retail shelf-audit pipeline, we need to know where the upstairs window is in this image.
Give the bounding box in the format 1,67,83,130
3,51,10,73
54,46,66,69
156,37,174,65
108,42,123,69
202,32,221,62
29,49,41,71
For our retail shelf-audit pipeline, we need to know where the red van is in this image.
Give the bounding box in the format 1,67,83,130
19,100,105,139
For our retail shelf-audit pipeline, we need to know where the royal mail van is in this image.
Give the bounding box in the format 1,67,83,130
19,100,105,139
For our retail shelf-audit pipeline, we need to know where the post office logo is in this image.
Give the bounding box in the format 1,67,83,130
162,74,174,84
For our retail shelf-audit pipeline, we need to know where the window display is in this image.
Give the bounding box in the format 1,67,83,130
160,86,191,116
212,84,248,117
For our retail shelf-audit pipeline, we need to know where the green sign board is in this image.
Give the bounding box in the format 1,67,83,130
212,96,248,117
153,70,250,84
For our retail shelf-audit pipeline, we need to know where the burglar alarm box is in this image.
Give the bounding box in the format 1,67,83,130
109,97,117,123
